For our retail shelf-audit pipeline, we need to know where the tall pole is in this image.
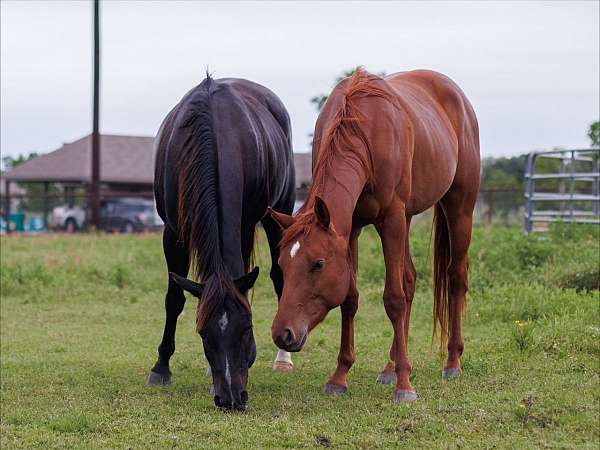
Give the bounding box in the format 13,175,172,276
4,180,11,234
90,0,101,229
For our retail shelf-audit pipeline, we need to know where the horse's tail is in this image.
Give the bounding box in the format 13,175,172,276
174,76,222,280
432,203,451,351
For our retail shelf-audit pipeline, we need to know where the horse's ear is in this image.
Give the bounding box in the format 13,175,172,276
314,196,330,229
268,207,295,230
170,272,204,298
234,267,260,294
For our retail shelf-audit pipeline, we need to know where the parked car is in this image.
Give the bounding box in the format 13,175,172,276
101,198,162,233
49,204,86,232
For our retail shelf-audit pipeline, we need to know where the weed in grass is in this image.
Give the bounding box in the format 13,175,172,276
512,320,534,352
47,414,92,434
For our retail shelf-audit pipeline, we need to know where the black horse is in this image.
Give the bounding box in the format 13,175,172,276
148,75,295,411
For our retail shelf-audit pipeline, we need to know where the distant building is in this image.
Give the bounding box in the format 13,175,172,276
2,133,313,209
0,171,26,213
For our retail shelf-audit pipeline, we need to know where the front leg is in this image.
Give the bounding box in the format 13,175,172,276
262,215,294,372
324,287,358,395
148,228,189,385
324,229,360,395
376,203,416,402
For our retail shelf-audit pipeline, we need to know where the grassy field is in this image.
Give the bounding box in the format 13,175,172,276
1,223,598,449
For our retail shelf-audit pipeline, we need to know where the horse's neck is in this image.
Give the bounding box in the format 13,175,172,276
312,158,367,238
217,148,246,280
217,215,245,280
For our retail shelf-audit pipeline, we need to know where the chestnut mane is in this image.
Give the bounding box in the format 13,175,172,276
281,68,396,248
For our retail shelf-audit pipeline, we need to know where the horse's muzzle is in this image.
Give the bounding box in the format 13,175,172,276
273,327,307,352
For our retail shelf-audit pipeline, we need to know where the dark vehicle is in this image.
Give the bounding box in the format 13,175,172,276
101,198,162,233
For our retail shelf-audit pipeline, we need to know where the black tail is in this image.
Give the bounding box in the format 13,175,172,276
174,76,223,280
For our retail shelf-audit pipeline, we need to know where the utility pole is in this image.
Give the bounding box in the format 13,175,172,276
90,0,101,229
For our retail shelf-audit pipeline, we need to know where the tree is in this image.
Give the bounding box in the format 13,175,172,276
2,152,38,170
588,121,599,147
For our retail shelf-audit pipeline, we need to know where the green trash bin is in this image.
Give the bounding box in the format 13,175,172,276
9,213,25,232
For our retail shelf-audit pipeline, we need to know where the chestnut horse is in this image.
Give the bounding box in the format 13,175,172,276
269,68,480,402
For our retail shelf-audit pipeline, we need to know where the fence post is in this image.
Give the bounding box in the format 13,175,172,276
524,152,535,233
569,150,575,220
43,182,49,231
594,157,599,216
487,190,495,224
559,158,565,213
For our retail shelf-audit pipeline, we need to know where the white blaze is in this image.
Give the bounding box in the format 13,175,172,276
225,355,232,388
290,241,300,258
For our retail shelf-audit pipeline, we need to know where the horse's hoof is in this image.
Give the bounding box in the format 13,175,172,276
272,361,293,372
376,371,397,385
148,370,171,386
324,383,348,396
394,389,417,402
442,368,461,380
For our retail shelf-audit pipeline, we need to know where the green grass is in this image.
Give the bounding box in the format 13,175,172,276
1,223,598,449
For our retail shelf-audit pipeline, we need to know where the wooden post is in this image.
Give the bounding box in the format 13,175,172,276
43,182,49,231
90,0,101,229
487,190,495,225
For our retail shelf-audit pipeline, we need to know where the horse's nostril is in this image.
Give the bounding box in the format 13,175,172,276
214,395,221,407
283,328,295,346
240,390,248,404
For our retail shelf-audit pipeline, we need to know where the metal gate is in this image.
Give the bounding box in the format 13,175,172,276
524,148,599,233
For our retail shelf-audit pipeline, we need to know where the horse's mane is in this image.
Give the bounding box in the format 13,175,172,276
173,75,248,331
281,68,396,248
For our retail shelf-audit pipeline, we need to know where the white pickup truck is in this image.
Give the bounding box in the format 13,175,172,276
49,205,86,232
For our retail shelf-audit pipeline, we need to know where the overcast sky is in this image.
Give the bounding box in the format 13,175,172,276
1,1,598,162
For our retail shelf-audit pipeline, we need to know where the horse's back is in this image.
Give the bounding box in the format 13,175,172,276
210,78,295,223
385,70,480,213
154,77,294,231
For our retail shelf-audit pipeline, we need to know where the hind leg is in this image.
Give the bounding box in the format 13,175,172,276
148,227,189,385
377,221,416,385
262,214,294,372
439,189,476,379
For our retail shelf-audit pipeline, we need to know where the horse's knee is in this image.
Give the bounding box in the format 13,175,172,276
166,286,185,307
344,285,359,312
383,290,408,321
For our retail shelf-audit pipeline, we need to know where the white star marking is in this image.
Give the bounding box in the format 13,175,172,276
290,241,300,258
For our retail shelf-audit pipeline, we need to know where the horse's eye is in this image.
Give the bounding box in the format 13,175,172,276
311,259,325,271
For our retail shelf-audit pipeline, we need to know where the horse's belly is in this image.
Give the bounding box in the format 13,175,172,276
406,141,458,215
